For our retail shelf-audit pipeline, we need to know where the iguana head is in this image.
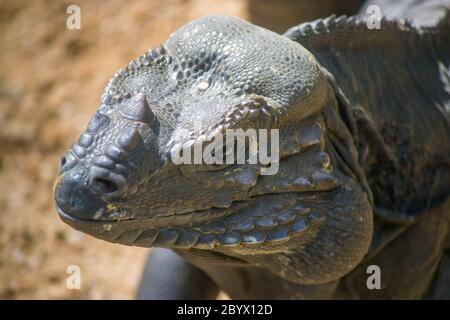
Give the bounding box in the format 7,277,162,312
54,16,373,284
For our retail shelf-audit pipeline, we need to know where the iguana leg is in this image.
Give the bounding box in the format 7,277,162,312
136,248,219,299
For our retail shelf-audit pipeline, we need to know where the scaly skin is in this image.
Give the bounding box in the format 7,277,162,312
54,14,450,299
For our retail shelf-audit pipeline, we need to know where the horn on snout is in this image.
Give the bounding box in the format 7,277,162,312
119,93,155,124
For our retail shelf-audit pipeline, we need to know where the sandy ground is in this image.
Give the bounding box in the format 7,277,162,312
0,0,360,299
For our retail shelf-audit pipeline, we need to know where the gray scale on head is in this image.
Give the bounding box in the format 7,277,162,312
97,15,326,155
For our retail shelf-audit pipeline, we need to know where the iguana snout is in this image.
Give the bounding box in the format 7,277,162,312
55,92,161,222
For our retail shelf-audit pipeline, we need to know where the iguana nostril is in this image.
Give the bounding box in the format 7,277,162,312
90,177,119,195
60,156,67,168
88,166,127,197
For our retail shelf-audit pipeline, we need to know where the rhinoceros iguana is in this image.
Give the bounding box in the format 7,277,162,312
54,11,450,299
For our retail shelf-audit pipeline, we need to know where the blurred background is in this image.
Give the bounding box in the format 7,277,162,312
0,0,362,299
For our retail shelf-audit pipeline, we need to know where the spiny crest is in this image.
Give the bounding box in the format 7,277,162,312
284,12,449,44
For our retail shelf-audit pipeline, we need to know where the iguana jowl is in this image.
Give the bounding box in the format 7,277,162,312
54,13,450,299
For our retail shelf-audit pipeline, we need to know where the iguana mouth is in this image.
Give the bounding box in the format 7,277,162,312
57,191,328,249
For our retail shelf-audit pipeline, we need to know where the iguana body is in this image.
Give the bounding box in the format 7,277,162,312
54,9,450,299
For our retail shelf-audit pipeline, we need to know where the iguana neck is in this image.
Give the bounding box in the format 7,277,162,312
176,84,375,286
285,15,450,217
